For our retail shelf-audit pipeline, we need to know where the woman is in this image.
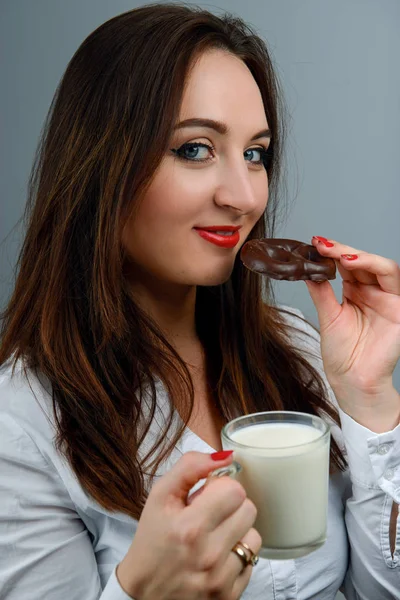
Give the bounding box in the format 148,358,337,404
0,4,399,599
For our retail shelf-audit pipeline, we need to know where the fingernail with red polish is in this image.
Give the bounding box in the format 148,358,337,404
211,450,233,461
318,240,334,248
313,236,329,242
341,254,358,260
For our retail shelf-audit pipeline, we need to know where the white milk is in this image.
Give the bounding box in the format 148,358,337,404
228,422,330,558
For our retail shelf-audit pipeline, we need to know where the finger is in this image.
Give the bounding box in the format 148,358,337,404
231,567,253,600
340,253,400,295
201,555,253,600
305,280,342,330
343,280,400,322
222,528,262,593
185,477,247,532
228,527,262,573
209,496,258,557
312,237,400,289
311,236,359,257
335,258,358,283
186,484,204,505
154,451,233,504
311,237,360,283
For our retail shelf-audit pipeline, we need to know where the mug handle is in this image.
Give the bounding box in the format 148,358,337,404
186,461,242,505
206,460,242,483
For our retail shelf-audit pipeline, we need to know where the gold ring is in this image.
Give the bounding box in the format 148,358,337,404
231,541,259,570
231,544,248,571
238,541,259,566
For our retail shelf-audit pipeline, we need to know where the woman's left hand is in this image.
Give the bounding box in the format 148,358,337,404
306,236,400,432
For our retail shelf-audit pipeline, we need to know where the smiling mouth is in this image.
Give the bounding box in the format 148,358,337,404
193,226,241,249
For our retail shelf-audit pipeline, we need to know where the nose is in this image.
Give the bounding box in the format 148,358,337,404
213,161,263,215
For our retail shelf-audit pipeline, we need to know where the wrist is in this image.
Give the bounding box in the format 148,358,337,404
116,558,144,600
334,385,400,433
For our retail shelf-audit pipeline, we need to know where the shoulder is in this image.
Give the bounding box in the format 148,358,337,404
0,359,70,487
0,358,56,446
0,359,82,498
0,359,103,512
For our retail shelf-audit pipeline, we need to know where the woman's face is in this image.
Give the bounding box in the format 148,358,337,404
123,49,270,288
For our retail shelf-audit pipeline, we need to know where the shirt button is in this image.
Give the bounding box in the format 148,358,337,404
378,444,390,455
384,468,395,480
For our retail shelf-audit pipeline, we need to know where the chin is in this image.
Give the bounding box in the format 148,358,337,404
193,265,235,287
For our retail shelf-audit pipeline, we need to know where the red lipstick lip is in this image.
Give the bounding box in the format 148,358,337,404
194,227,241,249
195,225,241,232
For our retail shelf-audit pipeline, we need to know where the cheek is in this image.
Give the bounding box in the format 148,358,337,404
121,170,209,257
139,166,215,225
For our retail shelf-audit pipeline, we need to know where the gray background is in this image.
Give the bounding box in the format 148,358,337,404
2,0,398,393
0,0,400,396
1,1,400,597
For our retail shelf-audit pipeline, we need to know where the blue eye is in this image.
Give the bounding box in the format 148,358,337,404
171,142,214,162
244,147,272,168
171,142,272,168
244,148,261,162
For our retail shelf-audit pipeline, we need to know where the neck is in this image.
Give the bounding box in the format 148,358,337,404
128,274,200,360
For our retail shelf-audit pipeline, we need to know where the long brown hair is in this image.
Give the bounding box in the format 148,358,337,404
0,4,345,519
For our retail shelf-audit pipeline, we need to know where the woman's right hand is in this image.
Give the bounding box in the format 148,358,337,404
116,451,261,599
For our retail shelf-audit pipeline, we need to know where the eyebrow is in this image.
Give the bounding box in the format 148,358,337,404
173,118,271,141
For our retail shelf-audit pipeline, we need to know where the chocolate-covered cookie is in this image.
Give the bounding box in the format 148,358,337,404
240,238,336,281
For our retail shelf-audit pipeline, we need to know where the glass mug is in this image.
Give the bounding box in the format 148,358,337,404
210,411,331,560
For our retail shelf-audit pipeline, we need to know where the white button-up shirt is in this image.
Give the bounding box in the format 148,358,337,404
1,308,400,599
